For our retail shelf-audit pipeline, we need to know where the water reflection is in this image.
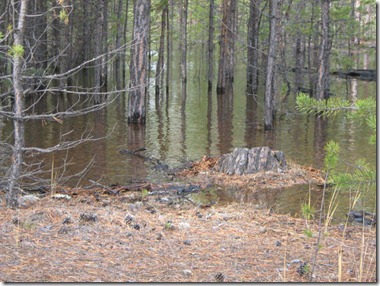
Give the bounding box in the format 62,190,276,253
217,85,233,154
125,123,147,180
313,117,328,167
195,183,375,224
0,46,376,219
180,83,187,159
206,87,213,156
244,94,259,147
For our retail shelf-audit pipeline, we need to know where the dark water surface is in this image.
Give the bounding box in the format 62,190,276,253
0,46,376,220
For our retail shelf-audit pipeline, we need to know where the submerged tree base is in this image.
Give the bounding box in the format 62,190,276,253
176,155,325,190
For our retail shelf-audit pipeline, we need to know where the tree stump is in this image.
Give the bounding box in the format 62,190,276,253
217,147,287,175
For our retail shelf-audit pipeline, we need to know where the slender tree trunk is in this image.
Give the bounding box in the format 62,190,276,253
122,0,129,85
94,0,103,100
26,0,47,72
278,0,292,95
82,0,90,83
0,1,11,76
128,0,150,124
293,0,305,91
101,0,108,90
165,3,171,97
180,0,188,85
207,0,215,91
311,0,320,97
306,0,317,97
217,0,237,94
246,0,261,96
294,35,305,90
58,4,71,89
316,0,330,100
264,0,277,131
115,0,123,89
7,0,28,208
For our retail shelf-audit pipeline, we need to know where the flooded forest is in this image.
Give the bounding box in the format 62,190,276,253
0,0,377,283
0,0,376,208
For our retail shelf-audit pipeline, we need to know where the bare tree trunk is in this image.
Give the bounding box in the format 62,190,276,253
0,1,9,76
179,0,188,85
294,35,305,90
155,5,167,97
246,0,261,96
101,0,108,90
94,0,103,100
264,0,277,131
278,0,292,95
315,0,330,100
25,0,47,89
122,0,129,85
115,0,124,89
217,0,237,94
293,0,305,91
165,3,171,97
128,0,150,124
207,0,215,90
58,4,71,89
81,0,91,83
306,0,319,97
7,0,29,208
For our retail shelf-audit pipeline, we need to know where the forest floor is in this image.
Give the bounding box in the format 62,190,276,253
0,157,376,282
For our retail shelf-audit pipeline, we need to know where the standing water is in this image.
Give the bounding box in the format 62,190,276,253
0,45,376,221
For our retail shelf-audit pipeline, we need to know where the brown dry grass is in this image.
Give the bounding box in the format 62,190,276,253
0,187,376,282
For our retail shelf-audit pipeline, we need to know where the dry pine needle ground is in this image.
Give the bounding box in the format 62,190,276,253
0,157,376,282
0,190,376,282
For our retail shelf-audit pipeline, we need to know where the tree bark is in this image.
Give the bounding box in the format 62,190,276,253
94,0,104,100
294,35,305,90
115,0,124,89
128,0,150,124
207,0,215,90
217,147,287,175
122,0,129,85
26,0,47,72
179,0,188,85
264,0,277,131
315,0,330,100
246,0,261,96
216,0,237,94
101,0,108,90
165,3,171,97
7,0,29,208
